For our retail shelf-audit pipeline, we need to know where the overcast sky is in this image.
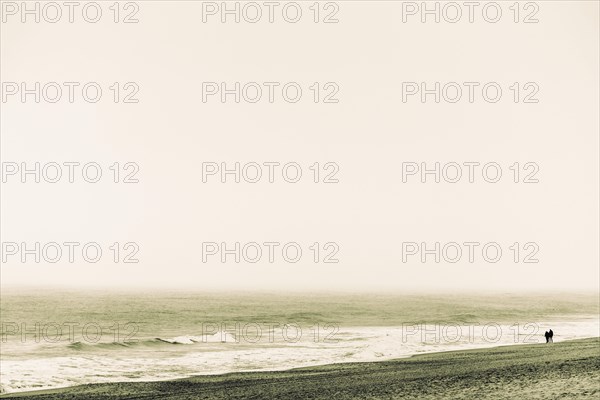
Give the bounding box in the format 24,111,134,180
1,1,598,292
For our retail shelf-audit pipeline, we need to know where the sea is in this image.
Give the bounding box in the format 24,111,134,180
1,290,598,394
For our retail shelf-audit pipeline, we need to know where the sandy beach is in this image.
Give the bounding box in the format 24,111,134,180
2,337,598,399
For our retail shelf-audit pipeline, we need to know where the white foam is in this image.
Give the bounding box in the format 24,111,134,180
158,331,236,344
1,319,598,394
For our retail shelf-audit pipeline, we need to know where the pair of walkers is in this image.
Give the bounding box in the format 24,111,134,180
544,329,554,343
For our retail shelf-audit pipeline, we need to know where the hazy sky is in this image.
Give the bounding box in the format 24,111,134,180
1,1,598,291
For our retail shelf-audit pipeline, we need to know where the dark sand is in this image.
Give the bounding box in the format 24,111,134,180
3,338,599,399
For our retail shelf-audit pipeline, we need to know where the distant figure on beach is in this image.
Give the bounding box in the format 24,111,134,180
549,329,554,343
544,331,550,343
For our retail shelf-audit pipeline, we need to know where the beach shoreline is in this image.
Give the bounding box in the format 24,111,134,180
2,337,598,399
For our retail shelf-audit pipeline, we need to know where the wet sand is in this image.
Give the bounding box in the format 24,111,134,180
2,337,599,399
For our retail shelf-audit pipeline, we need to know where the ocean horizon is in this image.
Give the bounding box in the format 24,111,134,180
1,291,598,394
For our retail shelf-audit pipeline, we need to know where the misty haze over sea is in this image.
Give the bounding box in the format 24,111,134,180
1,290,598,394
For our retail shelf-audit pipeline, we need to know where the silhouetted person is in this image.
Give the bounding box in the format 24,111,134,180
544,331,549,343
549,329,554,343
